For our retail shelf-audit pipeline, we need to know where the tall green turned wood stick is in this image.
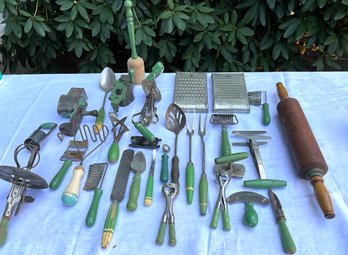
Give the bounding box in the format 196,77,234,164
125,0,145,85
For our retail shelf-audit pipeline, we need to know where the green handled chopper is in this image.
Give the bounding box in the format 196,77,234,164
198,113,208,216
126,151,146,211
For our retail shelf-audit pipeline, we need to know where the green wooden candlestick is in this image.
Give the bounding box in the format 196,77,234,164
125,0,145,85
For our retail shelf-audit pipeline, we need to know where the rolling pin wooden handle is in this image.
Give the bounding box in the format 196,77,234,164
310,175,335,219
276,82,289,100
61,165,84,206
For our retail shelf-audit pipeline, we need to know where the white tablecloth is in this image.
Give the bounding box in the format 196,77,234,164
0,72,347,255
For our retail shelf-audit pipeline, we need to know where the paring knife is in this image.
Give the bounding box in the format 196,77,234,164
101,149,134,249
268,189,296,254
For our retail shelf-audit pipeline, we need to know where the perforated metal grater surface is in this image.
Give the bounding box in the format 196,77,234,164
212,72,250,113
173,72,208,112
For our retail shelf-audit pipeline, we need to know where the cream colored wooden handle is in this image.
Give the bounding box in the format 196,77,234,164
61,165,85,206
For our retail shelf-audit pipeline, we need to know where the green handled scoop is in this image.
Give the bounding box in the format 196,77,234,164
126,151,146,211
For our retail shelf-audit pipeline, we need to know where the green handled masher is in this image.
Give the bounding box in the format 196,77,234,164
107,114,129,163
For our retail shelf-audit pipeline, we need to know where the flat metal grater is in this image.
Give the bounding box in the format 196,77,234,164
173,72,208,112
83,163,108,191
212,73,250,113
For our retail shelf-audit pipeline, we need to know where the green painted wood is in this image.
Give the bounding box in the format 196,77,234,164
221,127,231,156
199,174,208,216
160,153,169,183
126,173,141,211
215,152,249,164
186,162,194,204
144,175,154,207
262,103,271,125
278,219,297,254
222,209,231,231
155,222,166,245
108,142,119,163
243,202,258,228
210,208,220,229
85,188,103,227
169,223,176,246
49,160,72,190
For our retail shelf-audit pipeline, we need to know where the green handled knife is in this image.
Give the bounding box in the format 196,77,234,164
101,149,134,249
268,189,296,254
144,149,157,207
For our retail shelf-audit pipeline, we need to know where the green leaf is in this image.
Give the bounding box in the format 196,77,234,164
65,22,74,37
267,0,276,9
283,19,302,38
221,47,233,63
55,15,71,23
199,6,214,13
236,29,248,44
32,20,45,37
324,35,337,45
176,11,190,20
334,7,347,20
33,16,45,22
19,10,32,18
77,4,89,21
220,24,234,32
159,11,172,19
71,6,78,20
135,28,142,45
272,42,281,59
279,18,301,30
143,26,156,37
238,27,254,36
12,23,22,38
224,12,229,23
317,0,327,8
193,31,204,42
259,4,266,26
24,18,33,33
166,17,174,33
294,22,306,40
231,10,238,25
173,15,186,30
60,2,74,11
343,0,348,5
92,21,100,36
236,0,257,9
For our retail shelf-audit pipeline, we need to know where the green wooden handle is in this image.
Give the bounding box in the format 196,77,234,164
102,201,119,245
85,188,103,227
221,127,231,156
278,219,297,254
171,156,180,186
155,222,166,245
244,179,287,189
108,142,119,163
160,153,169,183
186,162,194,204
243,202,258,228
215,152,249,164
126,173,141,211
169,223,176,246
133,122,156,142
210,208,220,229
125,0,137,59
49,160,72,190
94,107,105,133
222,209,231,231
144,175,154,207
146,61,164,81
199,174,208,216
0,217,9,247
262,103,271,126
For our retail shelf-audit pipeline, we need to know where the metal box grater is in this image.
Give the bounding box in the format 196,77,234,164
212,72,250,113
173,72,208,112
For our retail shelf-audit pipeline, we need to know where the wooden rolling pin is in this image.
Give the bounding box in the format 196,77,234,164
276,82,335,219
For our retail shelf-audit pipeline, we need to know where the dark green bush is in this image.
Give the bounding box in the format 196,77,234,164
0,0,347,73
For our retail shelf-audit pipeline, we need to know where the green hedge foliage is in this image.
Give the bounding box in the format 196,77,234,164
0,0,347,73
